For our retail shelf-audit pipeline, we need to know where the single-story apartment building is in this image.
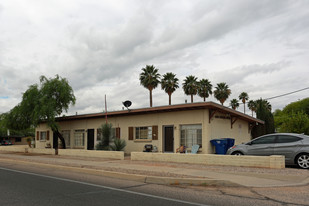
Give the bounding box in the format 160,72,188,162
35,102,264,154
1,135,30,146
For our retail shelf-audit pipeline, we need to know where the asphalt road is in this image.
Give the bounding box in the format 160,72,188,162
0,162,308,206
0,166,204,206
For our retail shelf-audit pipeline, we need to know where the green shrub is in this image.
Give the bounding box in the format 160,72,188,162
110,138,126,151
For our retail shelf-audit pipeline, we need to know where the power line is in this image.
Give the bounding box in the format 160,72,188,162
265,87,309,101
228,86,309,108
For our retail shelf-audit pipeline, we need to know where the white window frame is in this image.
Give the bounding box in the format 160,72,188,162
135,126,152,140
74,129,85,147
180,124,202,148
40,131,47,142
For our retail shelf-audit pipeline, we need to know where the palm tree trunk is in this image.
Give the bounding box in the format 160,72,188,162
191,95,193,103
168,93,171,105
149,89,153,107
204,97,206,102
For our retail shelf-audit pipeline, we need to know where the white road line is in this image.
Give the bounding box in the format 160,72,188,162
0,167,210,206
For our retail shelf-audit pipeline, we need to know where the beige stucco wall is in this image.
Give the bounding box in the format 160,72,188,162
35,109,253,154
36,123,53,149
131,152,285,169
207,112,251,154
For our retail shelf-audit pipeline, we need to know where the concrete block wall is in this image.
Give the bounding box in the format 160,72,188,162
0,145,28,152
131,152,285,169
0,146,124,160
58,149,124,160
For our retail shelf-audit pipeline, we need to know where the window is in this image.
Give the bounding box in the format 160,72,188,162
136,127,152,140
15,137,21,142
61,130,71,147
40,131,47,141
276,135,302,143
180,124,202,148
74,130,85,147
251,135,276,145
97,128,102,141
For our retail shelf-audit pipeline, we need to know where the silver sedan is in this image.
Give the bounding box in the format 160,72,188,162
226,133,309,169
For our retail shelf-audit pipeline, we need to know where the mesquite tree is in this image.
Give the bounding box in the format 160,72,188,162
5,75,76,151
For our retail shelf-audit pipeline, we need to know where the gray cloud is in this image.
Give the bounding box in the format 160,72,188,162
0,0,308,115
213,61,290,86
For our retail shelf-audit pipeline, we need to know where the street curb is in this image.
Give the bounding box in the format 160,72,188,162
0,157,241,187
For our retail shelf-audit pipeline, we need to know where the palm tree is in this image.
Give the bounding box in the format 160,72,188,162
197,79,212,102
139,65,160,107
230,99,239,110
214,82,231,105
161,72,179,105
247,100,256,116
239,92,249,114
182,75,198,103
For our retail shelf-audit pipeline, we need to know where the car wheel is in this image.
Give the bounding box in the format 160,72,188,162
232,152,243,156
297,154,309,169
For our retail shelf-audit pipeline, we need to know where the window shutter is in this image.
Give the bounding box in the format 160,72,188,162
128,127,133,140
36,131,39,140
116,127,120,139
152,125,158,140
47,131,50,140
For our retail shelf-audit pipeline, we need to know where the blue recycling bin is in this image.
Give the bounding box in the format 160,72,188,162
210,139,228,155
223,138,235,150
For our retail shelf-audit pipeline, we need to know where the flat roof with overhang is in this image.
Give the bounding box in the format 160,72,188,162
56,102,264,125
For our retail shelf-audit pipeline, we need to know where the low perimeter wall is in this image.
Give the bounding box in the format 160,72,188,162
0,146,124,160
131,152,285,169
0,145,28,152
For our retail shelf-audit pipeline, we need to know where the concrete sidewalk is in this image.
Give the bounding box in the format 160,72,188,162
0,151,308,188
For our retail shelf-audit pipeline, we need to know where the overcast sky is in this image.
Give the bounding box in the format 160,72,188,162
0,0,308,116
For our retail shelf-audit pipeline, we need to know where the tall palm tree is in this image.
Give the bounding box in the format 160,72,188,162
161,72,179,105
239,92,249,114
214,82,231,105
139,65,160,107
230,99,239,110
247,100,256,116
197,79,212,102
182,75,198,103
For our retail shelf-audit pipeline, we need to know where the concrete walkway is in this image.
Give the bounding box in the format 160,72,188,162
0,151,308,188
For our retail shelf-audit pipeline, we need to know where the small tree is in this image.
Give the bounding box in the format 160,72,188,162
96,123,113,150
110,138,126,151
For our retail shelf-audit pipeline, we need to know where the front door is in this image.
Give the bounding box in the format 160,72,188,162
87,129,94,150
164,126,174,152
